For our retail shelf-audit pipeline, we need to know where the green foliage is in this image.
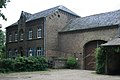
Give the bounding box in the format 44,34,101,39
0,56,48,73
95,47,106,74
0,30,6,59
0,0,10,20
66,56,77,69
0,58,14,73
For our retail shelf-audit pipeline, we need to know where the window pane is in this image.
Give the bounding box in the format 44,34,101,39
29,30,32,39
37,28,41,38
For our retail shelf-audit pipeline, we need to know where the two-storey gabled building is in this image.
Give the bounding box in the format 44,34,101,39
6,5,80,58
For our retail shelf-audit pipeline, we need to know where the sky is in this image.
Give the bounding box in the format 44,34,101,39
0,0,120,30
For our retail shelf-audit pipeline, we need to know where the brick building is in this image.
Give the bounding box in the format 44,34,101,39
6,5,120,70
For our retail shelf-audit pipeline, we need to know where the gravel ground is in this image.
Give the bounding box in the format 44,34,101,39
0,69,120,80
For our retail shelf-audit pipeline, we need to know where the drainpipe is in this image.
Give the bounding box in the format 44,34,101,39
44,17,46,56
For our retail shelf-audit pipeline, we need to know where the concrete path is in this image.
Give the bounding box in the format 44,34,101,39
0,69,120,80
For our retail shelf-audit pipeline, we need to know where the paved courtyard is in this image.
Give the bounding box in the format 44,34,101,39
0,69,119,80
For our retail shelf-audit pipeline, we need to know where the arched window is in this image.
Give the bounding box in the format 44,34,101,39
37,28,42,38
28,29,32,39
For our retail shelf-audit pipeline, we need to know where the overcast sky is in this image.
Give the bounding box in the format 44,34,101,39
0,0,120,30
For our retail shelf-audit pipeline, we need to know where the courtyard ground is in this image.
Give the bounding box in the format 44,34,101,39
0,69,119,80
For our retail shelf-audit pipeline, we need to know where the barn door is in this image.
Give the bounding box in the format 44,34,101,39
84,40,106,70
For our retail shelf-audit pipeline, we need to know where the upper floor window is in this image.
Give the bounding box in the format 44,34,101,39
15,32,18,41
29,29,32,39
37,28,42,38
19,29,24,41
9,34,12,42
28,48,33,56
20,33,23,40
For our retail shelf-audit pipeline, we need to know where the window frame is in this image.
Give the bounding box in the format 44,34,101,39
37,47,42,56
15,32,18,41
28,30,33,39
9,34,12,42
28,48,33,56
37,28,42,38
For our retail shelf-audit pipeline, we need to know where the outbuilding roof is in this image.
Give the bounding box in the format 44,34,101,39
101,38,120,46
61,9,120,32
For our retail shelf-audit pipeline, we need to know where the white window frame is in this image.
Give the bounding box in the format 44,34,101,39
37,28,42,38
9,34,12,42
29,48,33,56
15,33,18,41
37,47,42,56
29,30,32,39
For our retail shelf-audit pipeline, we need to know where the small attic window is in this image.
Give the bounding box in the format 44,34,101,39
54,13,56,16
51,15,54,18
49,17,51,19
58,14,60,18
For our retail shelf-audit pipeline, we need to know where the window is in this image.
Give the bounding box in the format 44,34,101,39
20,33,23,40
9,34,12,42
28,30,32,39
28,48,33,56
37,47,43,56
37,28,42,38
15,49,18,56
20,29,24,41
15,32,18,41
8,49,12,58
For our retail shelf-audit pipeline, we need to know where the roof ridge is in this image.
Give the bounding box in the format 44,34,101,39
81,9,120,18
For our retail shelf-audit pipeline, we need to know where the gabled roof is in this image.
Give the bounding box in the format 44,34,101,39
26,5,79,22
8,5,79,27
61,9,120,32
21,11,32,20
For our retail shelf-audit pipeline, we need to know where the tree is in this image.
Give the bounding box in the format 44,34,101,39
0,29,6,59
0,0,10,20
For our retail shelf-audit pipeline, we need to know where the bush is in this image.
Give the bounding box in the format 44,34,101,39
95,47,106,74
66,56,77,69
0,59,14,73
0,56,48,73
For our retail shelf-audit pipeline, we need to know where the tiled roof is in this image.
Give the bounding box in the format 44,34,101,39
61,9,120,32
101,38,120,46
26,5,79,22
8,5,79,27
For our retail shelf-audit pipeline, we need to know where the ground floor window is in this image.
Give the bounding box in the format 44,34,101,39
37,47,44,56
8,49,12,58
28,48,33,56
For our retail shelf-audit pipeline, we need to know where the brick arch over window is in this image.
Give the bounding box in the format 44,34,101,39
83,40,107,70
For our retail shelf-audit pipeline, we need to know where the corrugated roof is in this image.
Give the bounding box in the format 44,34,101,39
26,5,79,22
61,9,120,32
101,38,120,46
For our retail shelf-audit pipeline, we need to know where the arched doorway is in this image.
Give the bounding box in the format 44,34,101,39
84,40,106,70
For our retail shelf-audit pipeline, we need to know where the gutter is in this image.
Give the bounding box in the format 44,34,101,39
44,17,46,56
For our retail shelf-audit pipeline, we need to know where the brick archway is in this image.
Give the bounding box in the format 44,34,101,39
84,40,106,70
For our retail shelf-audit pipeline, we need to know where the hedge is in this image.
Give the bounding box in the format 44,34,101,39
0,56,48,73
